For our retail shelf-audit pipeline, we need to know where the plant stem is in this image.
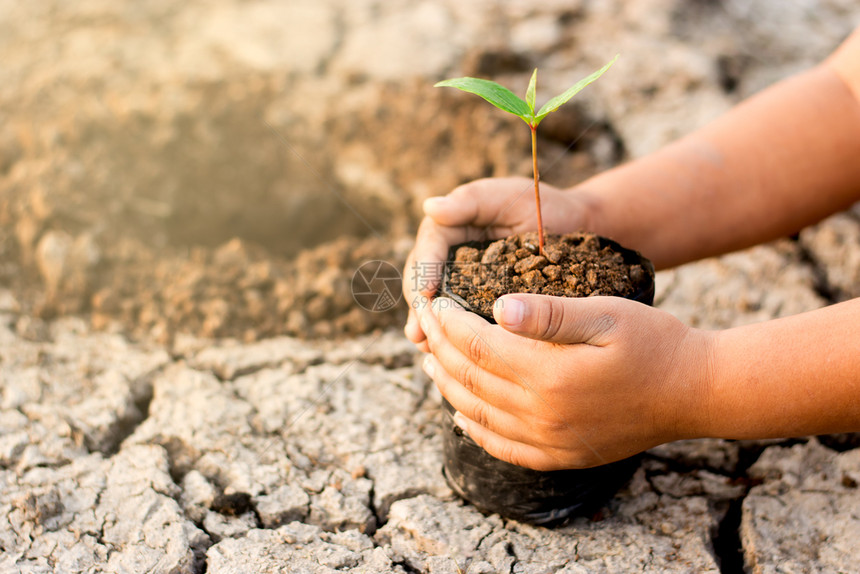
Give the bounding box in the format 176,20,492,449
530,123,545,255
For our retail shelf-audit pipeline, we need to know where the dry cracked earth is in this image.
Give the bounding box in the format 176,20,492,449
4,271,860,573
3,1,860,572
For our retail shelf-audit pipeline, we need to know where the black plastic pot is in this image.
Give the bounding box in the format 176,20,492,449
439,235,655,527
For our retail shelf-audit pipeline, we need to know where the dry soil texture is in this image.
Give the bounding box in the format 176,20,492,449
3,1,860,572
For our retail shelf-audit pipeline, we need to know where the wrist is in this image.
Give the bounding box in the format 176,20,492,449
664,327,720,442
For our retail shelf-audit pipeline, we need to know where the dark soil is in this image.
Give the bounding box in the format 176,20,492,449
444,231,649,318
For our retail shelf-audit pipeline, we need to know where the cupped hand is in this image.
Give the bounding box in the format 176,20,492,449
403,177,587,351
419,293,715,470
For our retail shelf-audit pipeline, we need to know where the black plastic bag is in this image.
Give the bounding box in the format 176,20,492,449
438,235,655,526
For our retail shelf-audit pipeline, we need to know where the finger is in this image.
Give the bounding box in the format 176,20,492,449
403,215,482,347
402,229,448,346
403,289,431,346
405,315,430,351
425,178,534,230
429,296,550,381
424,296,537,385
403,235,445,303
420,300,527,407
423,352,527,429
422,194,478,227
409,212,507,288
404,311,425,346
406,177,552,345
450,410,568,471
405,219,466,311
493,294,626,346
427,349,608,468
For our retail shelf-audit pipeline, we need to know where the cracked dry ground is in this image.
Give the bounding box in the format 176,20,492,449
4,189,860,574
3,282,860,573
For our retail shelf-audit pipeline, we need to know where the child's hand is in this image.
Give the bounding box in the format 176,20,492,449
403,177,588,352
419,293,715,470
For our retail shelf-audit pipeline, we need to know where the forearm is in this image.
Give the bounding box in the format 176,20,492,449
577,53,860,269
694,299,860,440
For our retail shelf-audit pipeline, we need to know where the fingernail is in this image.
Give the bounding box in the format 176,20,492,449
432,297,463,315
423,196,449,212
411,295,429,313
499,297,525,327
431,297,444,314
422,354,435,378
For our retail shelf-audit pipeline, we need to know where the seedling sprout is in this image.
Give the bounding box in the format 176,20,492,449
435,55,618,254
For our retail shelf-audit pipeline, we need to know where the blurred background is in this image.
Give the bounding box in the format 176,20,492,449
1,0,858,344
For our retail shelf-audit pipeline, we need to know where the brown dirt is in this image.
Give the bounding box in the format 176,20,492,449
443,231,650,318
0,224,410,345
81,235,412,344
0,52,614,345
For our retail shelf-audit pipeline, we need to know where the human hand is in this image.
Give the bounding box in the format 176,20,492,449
403,177,588,352
419,293,715,470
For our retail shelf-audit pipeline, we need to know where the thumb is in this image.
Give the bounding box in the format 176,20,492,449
493,294,619,345
423,177,537,228
422,192,479,227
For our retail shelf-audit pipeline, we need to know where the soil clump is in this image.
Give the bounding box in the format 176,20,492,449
445,231,648,317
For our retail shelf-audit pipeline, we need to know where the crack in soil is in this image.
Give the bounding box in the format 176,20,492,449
15,335,840,572
643,440,813,574
98,381,156,457
792,236,842,304
712,497,746,574
703,439,810,574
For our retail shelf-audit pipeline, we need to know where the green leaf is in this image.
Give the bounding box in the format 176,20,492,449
525,69,537,114
534,54,619,125
434,77,532,120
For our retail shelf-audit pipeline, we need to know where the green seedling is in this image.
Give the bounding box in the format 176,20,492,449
435,55,618,254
